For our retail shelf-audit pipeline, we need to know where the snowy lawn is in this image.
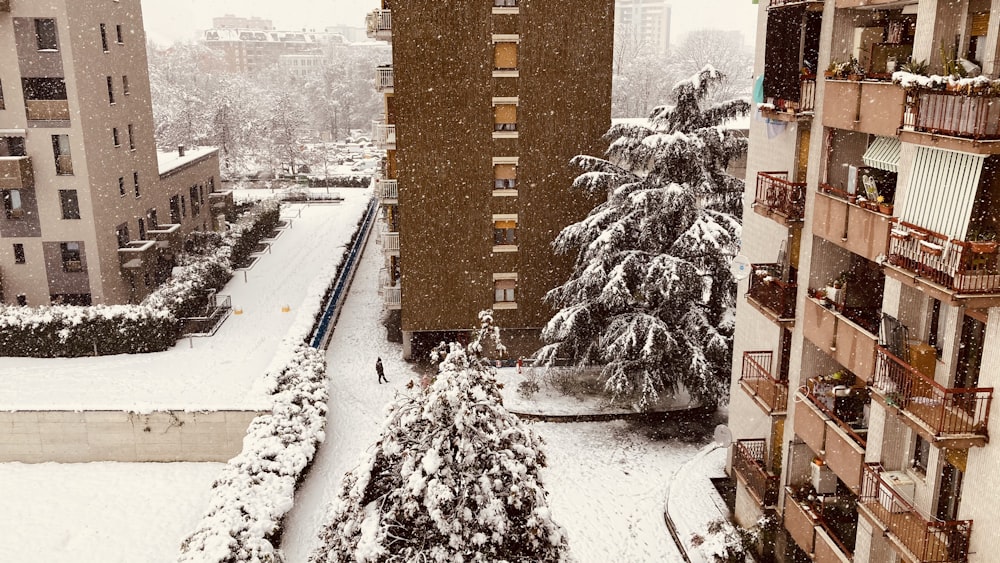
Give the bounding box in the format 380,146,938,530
0,190,372,411
0,462,223,563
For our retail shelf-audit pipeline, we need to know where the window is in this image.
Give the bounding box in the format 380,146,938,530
494,163,517,190
122,75,129,95
16,294,27,306
493,218,517,246
100,23,109,52
35,18,58,51
107,76,115,104
13,243,25,264
138,217,146,240
928,298,944,357
494,41,518,71
60,242,82,271
0,78,4,110
147,208,158,229
59,190,80,219
2,189,23,219
116,24,124,44
190,186,200,215
494,278,516,303
112,127,120,147
22,77,67,101
127,124,135,150
0,136,26,156
181,195,187,218
493,0,518,6
133,171,140,197
118,176,125,197
913,436,930,475
169,195,181,223
115,223,130,248
52,134,72,175
494,104,517,132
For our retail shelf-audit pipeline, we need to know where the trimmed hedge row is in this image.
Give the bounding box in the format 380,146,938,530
0,200,281,357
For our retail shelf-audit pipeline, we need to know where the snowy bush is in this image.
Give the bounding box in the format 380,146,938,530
310,312,572,563
177,344,329,563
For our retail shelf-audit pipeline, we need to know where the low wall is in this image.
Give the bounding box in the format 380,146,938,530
0,409,263,463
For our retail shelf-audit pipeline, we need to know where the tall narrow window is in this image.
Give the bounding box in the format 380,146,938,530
138,217,146,240
912,436,930,475
127,124,135,150
115,223,130,248
60,242,82,271
112,127,120,147
59,189,80,219
100,23,109,52
118,176,125,197
13,243,25,264
169,195,181,223
147,208,158,229
133,172,140,197
35,19,58,51
190,186,200,215
493,218,518,246
122,75,130,95
115,24,124,44
106,76,115,104
52,134,72,175
494,278,516,303
0,78,5,110
181,195,187,217
2,189,23,219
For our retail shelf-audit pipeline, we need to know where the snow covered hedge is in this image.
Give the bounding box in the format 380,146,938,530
0,200,281,357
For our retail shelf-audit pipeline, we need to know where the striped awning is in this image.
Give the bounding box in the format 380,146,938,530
862,136,901,173
900,146,984,240
0,129,26,137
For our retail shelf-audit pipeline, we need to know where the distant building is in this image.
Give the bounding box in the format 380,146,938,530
0,0,227,306
212,14,273,31
615,0,671,55
200,20,359,75
325,24,366,44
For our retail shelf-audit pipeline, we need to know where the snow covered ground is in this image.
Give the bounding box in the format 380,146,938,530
0,190,371,411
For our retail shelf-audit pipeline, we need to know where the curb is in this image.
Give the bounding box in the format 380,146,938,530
510,405,716,423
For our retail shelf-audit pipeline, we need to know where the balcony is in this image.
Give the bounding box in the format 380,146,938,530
209,190,234,215
813,189,892,263
822,80,906,137
147,223,182,258
872,346,992,447
796,380,868,492
376,66,393,92
858,463,971,563
802,298,878,382
25,100,70,122
55,154,73,176
885,221,1000,306
747,263,797,324
732,439,779,507
760,76,817,122
754,171,805,226
366,9,391,41
783,488,856,562
372,121,396,150
0,157,33,190
118,240,158,270
835,0,900,6
902,89,1000,153
375,178,398,203
381,230,399,256
739,351,788,415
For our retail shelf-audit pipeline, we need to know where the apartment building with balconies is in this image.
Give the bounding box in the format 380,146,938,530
729,1,1000,562
0,0,225,306
366,0,613,359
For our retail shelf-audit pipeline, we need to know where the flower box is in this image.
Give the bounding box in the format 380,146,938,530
968,240,998,254
890,228,909,241
918,240,943,256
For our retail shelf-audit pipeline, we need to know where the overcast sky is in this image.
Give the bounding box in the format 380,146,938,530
139,0,758,47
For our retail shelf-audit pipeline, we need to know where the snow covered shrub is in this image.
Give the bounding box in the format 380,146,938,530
690,517,770,563
310,312,571,563
537,66,749,411
177,344,329,563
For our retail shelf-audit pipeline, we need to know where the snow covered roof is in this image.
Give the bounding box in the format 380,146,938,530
157,146,219,177
612,113,750,132
202,28,339,44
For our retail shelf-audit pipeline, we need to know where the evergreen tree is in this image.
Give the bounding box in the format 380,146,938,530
310,312,571,563
537,66,750,411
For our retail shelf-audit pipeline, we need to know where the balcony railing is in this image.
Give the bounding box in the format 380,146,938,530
859,463,971,563
118,240,158,269
887,221,1000,295
740,350,788,414
376,66,393,92
873,346,992,441
25,99,70,121
0,156,33,190
823,80,906,137
748,263,797,322
383,286,401,309
209,190,234,214
732,439,779,507
376,178,398,202
904,89,1000,141
802,297,878,382
755,171,806,223
382,230,399,255
372,121,396,150
147,223,182,257
814,188,892,263
366,9,392,40
763,77,817,120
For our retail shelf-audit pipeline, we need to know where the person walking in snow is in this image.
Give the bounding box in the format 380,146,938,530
376,357,388,384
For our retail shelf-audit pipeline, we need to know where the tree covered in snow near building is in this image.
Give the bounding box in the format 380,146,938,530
310,312,571,563
538,66,750,411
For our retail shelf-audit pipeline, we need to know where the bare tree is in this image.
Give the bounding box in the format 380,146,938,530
670,30,754,104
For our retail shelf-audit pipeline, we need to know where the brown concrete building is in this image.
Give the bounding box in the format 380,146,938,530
0,0,225,306
368,0,614,359
728,1,1000,562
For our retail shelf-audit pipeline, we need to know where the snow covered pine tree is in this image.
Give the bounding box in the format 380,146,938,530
310,311,570,563
537,66,750,411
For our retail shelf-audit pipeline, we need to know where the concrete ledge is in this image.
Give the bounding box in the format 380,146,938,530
0,409,264,463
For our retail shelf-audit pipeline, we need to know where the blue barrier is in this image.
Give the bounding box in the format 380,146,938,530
310,197,379,349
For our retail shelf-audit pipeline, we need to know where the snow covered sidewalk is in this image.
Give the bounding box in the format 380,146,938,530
0,191,372,411
665,444,733,562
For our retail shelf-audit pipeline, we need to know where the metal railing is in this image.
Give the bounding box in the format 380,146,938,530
859,463,971,563
766,76,816,114
382,230,399,253
755,171,806,222
365,9,392,39
372,121,396,150
376,178,398,201
748,263,797,320
874,345,992,439
803,381,868,447
887,220,1000,294
740,351,788,413
375,66,393,91
732,439,779,506
904,89,1000,140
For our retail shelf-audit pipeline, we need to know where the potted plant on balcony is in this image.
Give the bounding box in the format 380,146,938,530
967,229,998,254
876,196,893,215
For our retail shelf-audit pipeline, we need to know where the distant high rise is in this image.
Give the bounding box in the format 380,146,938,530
615,0,671,55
